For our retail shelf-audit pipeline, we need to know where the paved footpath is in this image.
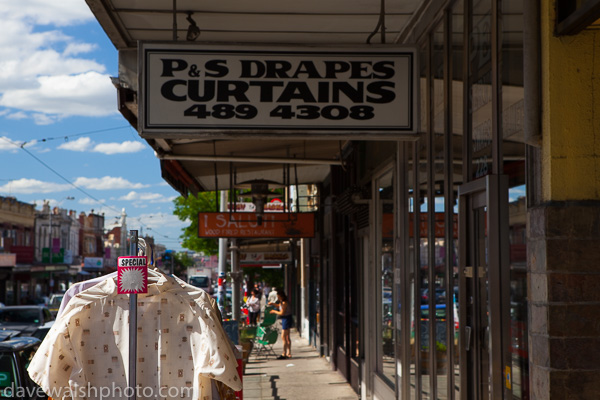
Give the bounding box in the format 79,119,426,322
242,329,360,400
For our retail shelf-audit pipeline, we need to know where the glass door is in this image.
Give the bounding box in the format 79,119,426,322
458,175,510,400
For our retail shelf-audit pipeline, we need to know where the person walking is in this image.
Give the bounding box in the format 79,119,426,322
267,286,279,306
270,290,293,359
246,289,261,326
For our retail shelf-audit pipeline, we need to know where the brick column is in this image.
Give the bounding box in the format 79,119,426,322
528,202,600,399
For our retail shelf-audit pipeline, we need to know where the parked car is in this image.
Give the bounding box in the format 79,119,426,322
0,306,54,337
412,303,459,350
47,294,64,317
421,288,447,304
29,321,55,342
0,336,47,399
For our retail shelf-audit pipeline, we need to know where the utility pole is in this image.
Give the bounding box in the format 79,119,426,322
217,190,228,317
230,239,241,321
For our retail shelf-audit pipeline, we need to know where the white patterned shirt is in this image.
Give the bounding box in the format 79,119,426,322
28,274,241,399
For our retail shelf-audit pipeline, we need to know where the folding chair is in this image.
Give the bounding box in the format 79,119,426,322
253,325,278,359
259,306,277,328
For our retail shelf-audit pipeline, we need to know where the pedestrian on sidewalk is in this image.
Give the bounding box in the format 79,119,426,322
246,289,261,326
270,289,293,359
267,286,279,306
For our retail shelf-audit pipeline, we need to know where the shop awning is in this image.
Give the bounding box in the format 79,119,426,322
86,0,423,196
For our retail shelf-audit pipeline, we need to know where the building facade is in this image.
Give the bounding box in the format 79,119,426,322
78,211,108,274
87,0,600,399
35,200,81,266
0,196,35,304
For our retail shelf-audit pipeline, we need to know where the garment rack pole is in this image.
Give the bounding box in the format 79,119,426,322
128,230,139,400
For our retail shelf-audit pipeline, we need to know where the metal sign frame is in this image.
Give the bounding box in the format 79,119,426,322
139,42,418,139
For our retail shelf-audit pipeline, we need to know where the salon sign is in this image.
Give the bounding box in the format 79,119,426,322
139,42,417,138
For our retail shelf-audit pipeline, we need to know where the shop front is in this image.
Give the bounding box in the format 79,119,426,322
86,0,598,398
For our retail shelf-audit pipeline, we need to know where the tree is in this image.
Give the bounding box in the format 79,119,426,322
173,192,220,255
173,251,194,276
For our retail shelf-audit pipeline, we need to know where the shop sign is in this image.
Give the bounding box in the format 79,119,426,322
238,252,292,264
42,247,64,263
139,43,417,138
31,265,67,272
83,257,104,270
0,253,16,267
242,264,283,269
117,256,148,294
227,201,285,212
198,212,314,238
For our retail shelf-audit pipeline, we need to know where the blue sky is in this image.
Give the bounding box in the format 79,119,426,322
0,1,187,251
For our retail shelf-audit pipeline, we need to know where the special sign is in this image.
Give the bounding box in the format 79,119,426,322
117,256,148,294
140,43,417,138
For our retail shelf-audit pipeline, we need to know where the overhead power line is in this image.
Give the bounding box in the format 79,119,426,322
0,136,179,243
20,125,132,147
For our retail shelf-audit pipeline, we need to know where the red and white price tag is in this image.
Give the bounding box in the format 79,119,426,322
117,256,148,294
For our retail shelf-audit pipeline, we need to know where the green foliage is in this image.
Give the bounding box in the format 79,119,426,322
173,252,194,275
249,268,284,290
173,192,219,255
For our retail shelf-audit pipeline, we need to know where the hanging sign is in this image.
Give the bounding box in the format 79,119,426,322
227,201,285,212
198,212,314,238
139,42,417,139
117,256,148,294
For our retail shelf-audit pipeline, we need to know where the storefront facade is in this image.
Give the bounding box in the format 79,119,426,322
88,0,600,398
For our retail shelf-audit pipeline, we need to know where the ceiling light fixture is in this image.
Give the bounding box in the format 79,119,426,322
235,179,282,225
186,12,200,41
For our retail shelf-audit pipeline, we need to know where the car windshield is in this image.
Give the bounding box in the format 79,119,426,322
0,309,40,324
189,276,209,287
49,295,63,307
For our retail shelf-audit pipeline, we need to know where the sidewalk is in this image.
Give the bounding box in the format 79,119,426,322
242,329,359,400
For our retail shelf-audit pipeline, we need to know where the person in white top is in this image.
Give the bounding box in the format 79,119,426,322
246,289,261,326
267,287,278,306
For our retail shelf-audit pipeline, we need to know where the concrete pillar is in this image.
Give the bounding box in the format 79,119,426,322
529,2,600,398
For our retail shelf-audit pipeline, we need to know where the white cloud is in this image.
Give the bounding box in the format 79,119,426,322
58,138,147,154
0,1,93,27
93,141,146,155
75,199,115,216
45,197,77,208
120,191,176,204
32,113,58,125
78,197,103,205
58,137,92,152
136,212,184,229
0,3,116,123
1,72,116,119
6,111,28,120
0,178,71,194
73,176,149,190
0,136,22,151
63,43,96,56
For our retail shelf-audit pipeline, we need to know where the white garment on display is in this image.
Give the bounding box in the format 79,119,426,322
56,272,117,318
28,273,241,400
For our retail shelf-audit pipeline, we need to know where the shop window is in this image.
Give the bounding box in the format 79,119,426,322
376,167,395,387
